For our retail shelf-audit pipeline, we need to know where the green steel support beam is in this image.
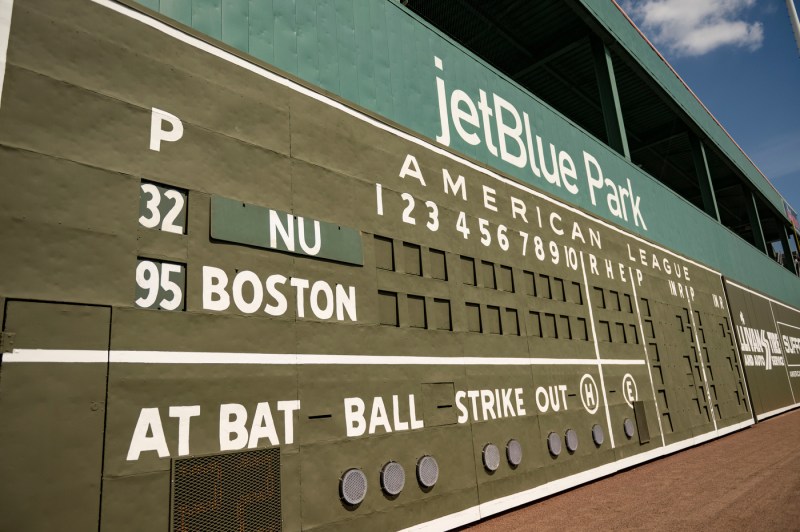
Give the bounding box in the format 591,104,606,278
690,135,721,222
781,225,797,273
746,192,768,254
591,37,630,160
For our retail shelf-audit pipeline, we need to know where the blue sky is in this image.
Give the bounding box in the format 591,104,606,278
622,0,800,216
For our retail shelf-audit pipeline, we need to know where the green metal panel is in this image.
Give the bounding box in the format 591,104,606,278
221,0,249,52
386,3,409,129
192,0,221,41
317,0,339,93
161,0,190,26
272,0,297,74
248,0,274,62
369,1,393,119
353,0,375,110
335,0,359,104
296,0,319,87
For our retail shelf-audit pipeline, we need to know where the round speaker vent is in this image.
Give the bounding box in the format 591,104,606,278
565,428,579,452
547,432,562,457
506,439,523,466
340,468,367,505
592,424,605,446
624,418,635,438
482,443,501,472
417,455,439,488
380,461,405,496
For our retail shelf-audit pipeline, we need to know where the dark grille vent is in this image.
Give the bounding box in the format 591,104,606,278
171,448,281,532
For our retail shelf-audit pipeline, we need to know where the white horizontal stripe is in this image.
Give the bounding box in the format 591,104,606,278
399,507,481,532
111,351,298,364
91,0,717,276
756,403,800,421
107,351,645,366
3,349,107,363
4,349,649,366
402,418,754,530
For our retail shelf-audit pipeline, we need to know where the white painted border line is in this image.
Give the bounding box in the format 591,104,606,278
107,351,645,366
0,0,13,109
5,349,648,366
776,321,800,331
91,0,717,276
3,349,107,363
402,419,754,531
756,403,800,421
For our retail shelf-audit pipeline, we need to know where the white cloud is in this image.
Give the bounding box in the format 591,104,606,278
621,0,764,56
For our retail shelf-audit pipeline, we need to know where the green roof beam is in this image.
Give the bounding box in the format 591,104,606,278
690,135,721,222
591,37,630,160
747,192,768,254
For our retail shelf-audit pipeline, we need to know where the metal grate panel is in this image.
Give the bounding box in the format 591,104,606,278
482,443,501,472
380,462,406,496
171,448,281,532
417,455,439,488
547,432,562,457
592,424,605,446
565,428,579,452
506,439,523,466
340,468,368,505
623,418,636,439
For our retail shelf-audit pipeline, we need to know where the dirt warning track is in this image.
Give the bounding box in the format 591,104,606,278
466,409,800,531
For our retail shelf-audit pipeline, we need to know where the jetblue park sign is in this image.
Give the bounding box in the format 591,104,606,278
433,57,647,231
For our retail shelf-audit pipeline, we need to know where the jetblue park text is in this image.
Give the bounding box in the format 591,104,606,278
434,57,647,230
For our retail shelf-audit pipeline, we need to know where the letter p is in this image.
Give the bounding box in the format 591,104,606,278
150,107,184,152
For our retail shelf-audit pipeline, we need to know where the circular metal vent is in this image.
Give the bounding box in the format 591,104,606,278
380,461,405,496
482,443,501,472
506,439,523,466
340,468,367,505
547,432,562,457
592,424,605,446
417,455,439,488
565,428,579,452
623,418,635,439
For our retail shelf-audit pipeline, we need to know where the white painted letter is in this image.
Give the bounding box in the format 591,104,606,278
149,107,184,152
